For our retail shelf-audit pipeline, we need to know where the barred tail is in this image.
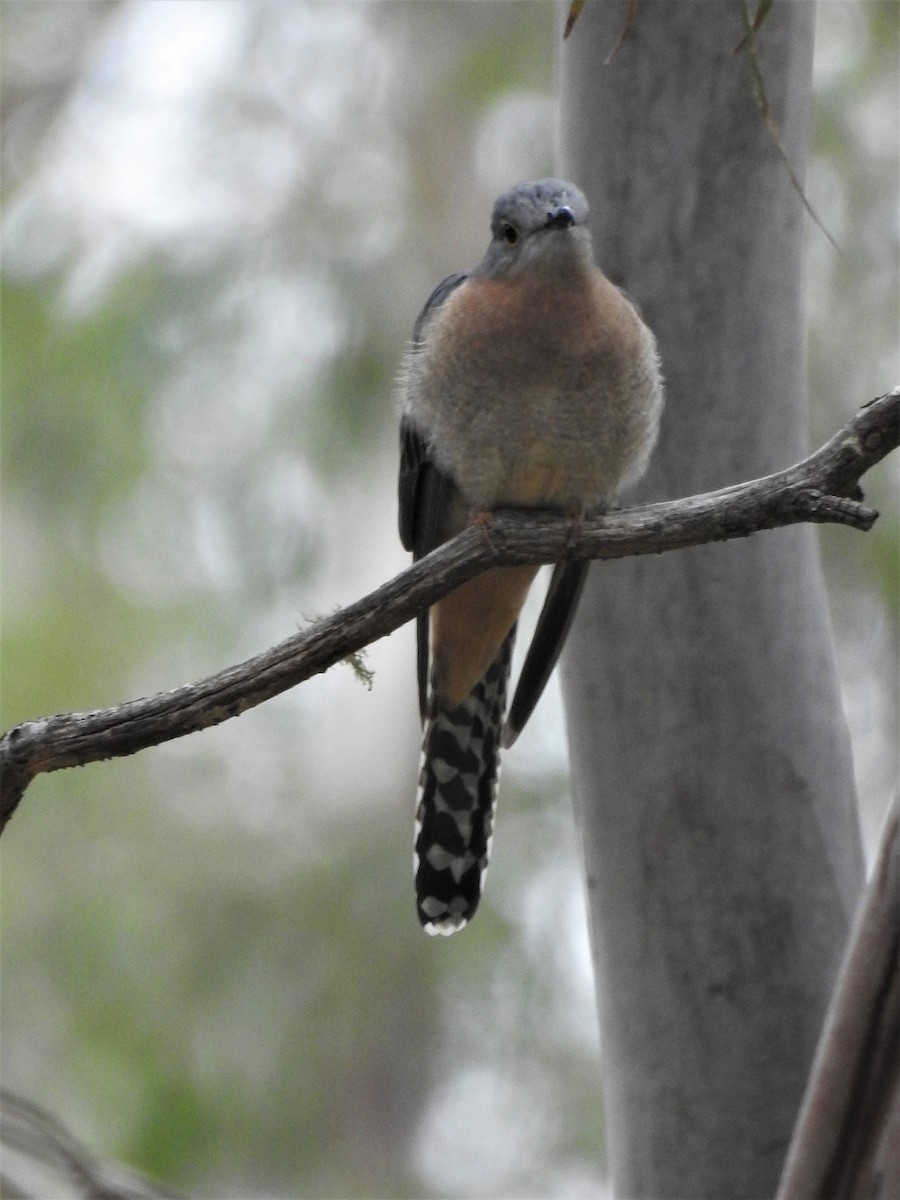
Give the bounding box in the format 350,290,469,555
414,630,516,935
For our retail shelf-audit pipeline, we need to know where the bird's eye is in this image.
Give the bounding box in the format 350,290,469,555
500,221,518,245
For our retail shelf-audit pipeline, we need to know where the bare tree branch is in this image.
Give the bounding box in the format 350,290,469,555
776,792,900,1200
1,1089,185,1199
1,388,896,832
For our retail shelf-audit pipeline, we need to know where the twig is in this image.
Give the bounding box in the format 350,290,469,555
1,389,896,833
738,0,843,255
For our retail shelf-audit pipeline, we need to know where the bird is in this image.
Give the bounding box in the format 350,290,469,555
397,178,663,935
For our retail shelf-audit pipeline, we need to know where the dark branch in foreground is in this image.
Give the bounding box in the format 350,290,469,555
777,792,900,1200
1,389,897,832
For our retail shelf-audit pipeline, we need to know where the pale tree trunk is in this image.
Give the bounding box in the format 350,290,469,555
558,2,865,1197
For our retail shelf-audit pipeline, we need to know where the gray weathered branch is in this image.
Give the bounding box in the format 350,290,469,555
1,387,896,832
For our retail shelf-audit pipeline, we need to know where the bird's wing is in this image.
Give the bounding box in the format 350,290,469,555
502,559,591,748
398,272,468,721
398,417,459,719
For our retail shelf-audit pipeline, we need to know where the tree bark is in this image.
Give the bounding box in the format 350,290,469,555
777,795,900,1199
559,3,865,1196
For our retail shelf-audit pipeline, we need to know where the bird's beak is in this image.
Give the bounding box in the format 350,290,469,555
546,206,575,230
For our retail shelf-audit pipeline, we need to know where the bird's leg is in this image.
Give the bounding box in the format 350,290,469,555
564,505,587,558
565,500,608,557
469,509,496,552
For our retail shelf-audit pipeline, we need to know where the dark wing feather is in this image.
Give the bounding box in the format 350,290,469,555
398,272,468,721
411,271,468,347
397,417,429,554
502,560,591,747
399,418,458,718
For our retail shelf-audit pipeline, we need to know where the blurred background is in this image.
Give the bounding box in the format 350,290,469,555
1,2,896,1196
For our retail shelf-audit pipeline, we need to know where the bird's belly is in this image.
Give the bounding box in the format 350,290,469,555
406,270,663,513
437,386,635,512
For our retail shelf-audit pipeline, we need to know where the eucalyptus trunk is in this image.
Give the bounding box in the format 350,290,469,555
558,3,864,1196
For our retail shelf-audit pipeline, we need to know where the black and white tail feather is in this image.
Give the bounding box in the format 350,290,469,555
414,630,516,934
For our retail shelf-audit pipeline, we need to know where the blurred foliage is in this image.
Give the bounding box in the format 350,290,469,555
1,2,896,1198
806,0,898,853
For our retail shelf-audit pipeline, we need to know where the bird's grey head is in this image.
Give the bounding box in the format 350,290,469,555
477,178,592,278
